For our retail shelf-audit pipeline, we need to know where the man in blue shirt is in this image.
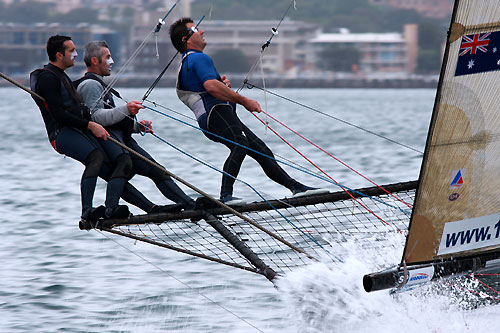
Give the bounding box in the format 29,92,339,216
170,18,320,204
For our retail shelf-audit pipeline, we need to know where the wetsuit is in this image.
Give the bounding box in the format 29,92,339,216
75,73,194,209
30,63,132,216
176,50,300,198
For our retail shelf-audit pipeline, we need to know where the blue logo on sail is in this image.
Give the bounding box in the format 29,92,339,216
450,169,465,188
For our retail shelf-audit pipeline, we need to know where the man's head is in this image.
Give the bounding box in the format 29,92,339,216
83,41,114,76
169,17,206,53
46,35,77,69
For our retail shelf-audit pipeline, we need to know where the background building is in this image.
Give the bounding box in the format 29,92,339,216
370,0,454,19
0,23,119,76
311,24,418,76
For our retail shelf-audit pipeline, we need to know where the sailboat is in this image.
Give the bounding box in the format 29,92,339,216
364,0,500,293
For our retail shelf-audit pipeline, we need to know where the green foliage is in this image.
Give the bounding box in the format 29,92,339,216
211,49,251,73
417,49,442,73
416,21,446,72
317,44,361,72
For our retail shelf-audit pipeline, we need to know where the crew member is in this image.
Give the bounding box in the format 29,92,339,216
75,41,195,211
169,18,321,204
30,35,131,220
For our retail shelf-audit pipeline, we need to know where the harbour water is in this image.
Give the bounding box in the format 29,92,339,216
1,87,498,332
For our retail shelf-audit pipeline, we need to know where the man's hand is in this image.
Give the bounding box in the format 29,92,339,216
88,121,109,139
221,75,231,88
203,79,262,112
241,97,262,113
139,120,154,134
127,100,144,116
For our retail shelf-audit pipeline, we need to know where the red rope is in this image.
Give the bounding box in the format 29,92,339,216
469,274,500,296
441,278,500,301
257,110,412,209
251,112,404,234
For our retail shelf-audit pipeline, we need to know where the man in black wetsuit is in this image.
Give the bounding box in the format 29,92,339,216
30,35,138,221
75,41,195,211
169,18,322,205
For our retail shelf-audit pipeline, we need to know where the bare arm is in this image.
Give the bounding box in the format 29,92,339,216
203,79,262,112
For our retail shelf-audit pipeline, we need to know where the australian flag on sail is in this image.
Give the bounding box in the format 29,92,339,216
455,31,500,76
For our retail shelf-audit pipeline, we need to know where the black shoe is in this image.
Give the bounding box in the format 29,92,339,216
194,197,220,210
149,204,183,214
220,194,246,205
105,205,131,219
182,199,197,211
81,205,106,222
292,184,328,197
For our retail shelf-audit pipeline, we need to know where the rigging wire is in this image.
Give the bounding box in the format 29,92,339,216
149,130,342,262
245,82,424,155
140,101,413,217
143,97,329,177
95,97,339,259
237,0,297,93
93,228,266,333
253,110,413,209
94,1,181,109
142,15,206,102
248,111,404,234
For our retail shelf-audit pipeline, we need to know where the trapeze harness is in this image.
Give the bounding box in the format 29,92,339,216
75,73,194,208
30,64,92,151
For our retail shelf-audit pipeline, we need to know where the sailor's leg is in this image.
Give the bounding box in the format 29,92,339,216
98,130,133,217
128,137,194,208
205,105,249,197
55,127,104,215
241,123,298,190
120,183,155,213
96,149,155,213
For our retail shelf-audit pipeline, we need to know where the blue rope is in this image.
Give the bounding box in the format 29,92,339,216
150,131,343,262
142,103,412,215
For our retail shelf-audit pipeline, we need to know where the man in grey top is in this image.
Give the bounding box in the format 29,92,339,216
75,41,196,213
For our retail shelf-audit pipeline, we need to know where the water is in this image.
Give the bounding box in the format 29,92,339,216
1,87,498,332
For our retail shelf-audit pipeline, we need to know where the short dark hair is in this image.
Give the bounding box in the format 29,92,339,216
83,41,109,67
46,35,72,61
169,17,194,53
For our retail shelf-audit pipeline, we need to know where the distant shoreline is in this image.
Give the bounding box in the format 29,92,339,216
1,74,438,89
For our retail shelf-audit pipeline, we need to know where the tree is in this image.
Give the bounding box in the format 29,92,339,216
317,44,360,72
416,21,446,73
211,49,251,73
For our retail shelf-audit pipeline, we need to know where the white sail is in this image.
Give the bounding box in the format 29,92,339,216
404,0,500,264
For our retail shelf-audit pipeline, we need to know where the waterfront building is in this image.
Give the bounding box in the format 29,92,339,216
370,0,454,19
311,24,418,76
0,22,118,76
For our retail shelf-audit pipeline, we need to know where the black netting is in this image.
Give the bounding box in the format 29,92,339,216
94,181,416,276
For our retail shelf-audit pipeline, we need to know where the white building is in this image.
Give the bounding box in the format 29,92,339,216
311,24,418,75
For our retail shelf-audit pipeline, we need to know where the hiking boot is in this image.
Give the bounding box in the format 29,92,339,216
182,199,197,211
220,194,246,206
149,204,183,214
105,205,131,219
292,183,328,197
81,205,106,222
194,196,220,210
